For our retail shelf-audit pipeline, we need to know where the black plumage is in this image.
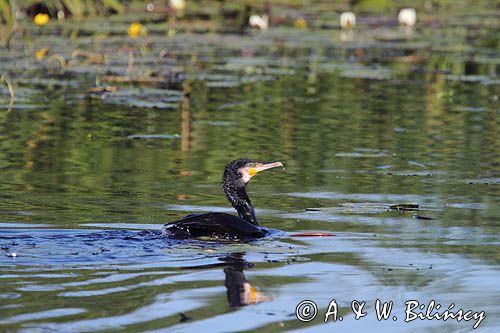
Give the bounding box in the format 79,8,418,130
163,159,283,240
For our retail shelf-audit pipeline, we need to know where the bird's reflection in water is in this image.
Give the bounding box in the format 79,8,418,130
179,251,274,320
223,253,274,307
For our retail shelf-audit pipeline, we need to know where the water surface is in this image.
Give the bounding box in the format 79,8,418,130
1,4,499,332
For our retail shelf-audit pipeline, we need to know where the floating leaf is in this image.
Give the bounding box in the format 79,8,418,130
127,134,180,140
389,203,420,211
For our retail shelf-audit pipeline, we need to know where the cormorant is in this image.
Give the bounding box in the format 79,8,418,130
163,159,283,240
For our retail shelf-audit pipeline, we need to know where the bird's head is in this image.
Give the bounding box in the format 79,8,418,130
223,159,283,186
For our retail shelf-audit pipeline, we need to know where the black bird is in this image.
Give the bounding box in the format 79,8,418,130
163,159,283,240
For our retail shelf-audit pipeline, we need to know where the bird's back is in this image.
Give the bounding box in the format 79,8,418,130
163,212,267,240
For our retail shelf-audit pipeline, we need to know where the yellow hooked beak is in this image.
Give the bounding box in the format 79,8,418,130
248,161,283,178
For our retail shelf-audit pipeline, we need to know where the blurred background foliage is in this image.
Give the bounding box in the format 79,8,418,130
0,0,498,49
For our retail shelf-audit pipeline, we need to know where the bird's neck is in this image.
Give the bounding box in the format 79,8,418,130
223,183,259,226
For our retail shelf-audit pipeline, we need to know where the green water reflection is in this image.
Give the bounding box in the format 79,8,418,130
0,5,499,332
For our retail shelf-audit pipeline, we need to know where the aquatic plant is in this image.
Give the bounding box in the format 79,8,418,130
0,0,15,48
0,72,15,98
398,8,417,27
294,17,307,29
169,0,186,17
128,21,145,39
340,11,356,30
249,14,268,30
46,0,124,18
35,47,49,60
33,12,49,26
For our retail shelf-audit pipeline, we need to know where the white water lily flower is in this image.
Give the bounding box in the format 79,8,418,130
249,14,269,30
340,12,356,30
398,8,417,27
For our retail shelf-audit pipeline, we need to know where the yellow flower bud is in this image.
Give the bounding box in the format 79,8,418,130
294,18,307,29
34,13,50,26
35,48,49,60
128,22,144,39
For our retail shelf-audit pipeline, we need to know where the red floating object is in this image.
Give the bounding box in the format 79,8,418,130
289,232,336,237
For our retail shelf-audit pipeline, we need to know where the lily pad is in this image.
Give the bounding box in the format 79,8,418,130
127,134,180,140
389,203,420,211
335,152,388,157
340,67,392,80
444,75,500,85
304,202,422,215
